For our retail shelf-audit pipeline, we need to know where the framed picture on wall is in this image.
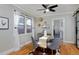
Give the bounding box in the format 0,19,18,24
0,16,9,30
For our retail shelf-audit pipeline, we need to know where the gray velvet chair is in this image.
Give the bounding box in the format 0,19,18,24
31,36,38,49
29,36,38,54
48,32,61,55
37,33,44,41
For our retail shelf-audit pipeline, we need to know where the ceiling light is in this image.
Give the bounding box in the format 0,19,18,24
46,9,49,12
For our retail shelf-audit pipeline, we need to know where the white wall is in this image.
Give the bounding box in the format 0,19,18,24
0,4,34,54
43,13,75,43
34,17,47,39
0,4,14,53
34,13,75,43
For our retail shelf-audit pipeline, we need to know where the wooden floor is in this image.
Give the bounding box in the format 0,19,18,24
60,43,79,55
9,43,33,55
9,43,79,55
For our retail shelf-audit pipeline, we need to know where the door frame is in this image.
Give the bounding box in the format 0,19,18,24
13,10,21,51
52,18,65,42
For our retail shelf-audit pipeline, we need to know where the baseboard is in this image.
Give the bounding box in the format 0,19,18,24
63,41,75,44
20,40,32,47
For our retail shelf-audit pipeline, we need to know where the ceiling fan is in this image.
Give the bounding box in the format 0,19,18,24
37,4,58,13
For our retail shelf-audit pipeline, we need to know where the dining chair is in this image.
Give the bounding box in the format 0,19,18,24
37,36,53,55
48,38,61,54
29,36,53,55
48,32,61,55
37,33,44,41
31,36,38,49
29,36,38,55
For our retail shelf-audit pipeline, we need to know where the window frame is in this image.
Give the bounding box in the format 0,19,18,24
25,17,32,33
18,15,25,35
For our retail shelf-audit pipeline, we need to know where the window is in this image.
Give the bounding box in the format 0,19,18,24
18,15,25,34
26,18,32,33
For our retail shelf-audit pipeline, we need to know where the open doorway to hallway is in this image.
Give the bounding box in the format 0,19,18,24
52,18,64,42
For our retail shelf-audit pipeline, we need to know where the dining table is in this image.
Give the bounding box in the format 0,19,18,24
29,35,54,55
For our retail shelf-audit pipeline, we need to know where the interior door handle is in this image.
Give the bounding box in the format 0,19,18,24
14,27,17,29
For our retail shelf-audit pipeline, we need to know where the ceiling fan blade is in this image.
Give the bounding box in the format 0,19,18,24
49,9,55,12
42,4,47,9
49,5,58,9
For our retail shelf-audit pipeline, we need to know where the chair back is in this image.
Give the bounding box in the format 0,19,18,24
31,36,38,49
38,38,47,48
48,38,61,50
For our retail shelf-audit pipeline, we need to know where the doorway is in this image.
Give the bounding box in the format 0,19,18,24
52,18,64,42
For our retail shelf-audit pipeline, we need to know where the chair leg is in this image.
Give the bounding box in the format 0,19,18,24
56,49,60,55
53,49,60,55
53,50,56,55
51,50,53,55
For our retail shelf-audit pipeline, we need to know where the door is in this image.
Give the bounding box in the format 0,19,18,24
13,11,25,49
13,11,20,50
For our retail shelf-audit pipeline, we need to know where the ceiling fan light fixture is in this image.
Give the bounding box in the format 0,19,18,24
46,9,49,12
37,4,58,13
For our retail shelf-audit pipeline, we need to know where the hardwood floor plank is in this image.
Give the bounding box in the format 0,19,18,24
60,43,79,55
9,43,33,55
9,43,79,55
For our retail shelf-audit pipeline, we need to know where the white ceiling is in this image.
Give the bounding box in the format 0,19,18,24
13,4,79,17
